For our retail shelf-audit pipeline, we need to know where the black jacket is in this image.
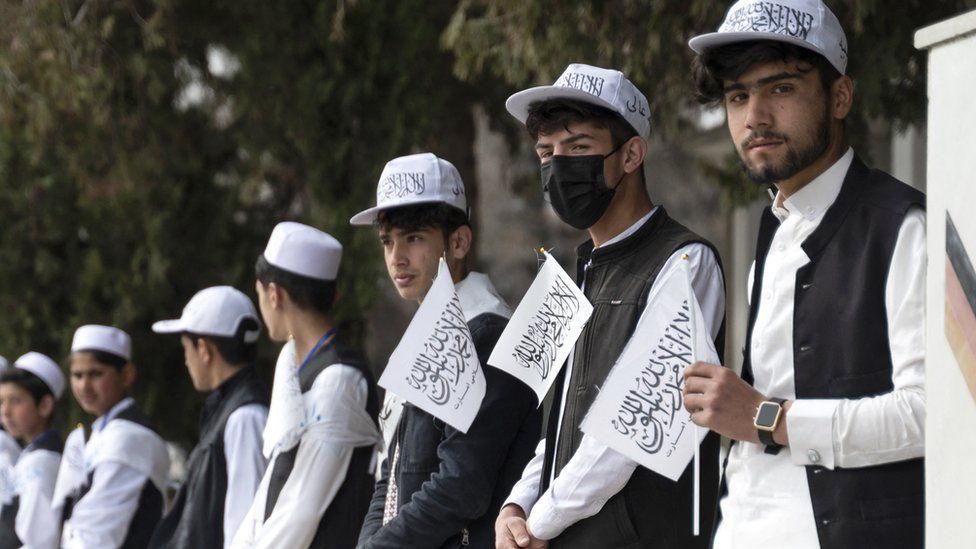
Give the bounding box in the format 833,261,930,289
358,312,542,549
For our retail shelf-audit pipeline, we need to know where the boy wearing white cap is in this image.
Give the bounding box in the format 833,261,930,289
496,66,726,549
351,153,541,549
0,352,64,548
149,287,269,549
684,2,925,548
58,325,170,549
230,222,381,549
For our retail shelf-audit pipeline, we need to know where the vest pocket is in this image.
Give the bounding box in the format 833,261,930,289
828,369,892,397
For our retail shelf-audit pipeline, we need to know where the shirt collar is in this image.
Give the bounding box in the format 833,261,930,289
455,272,512,322
94,396,135,432
596,206,659,251
772,148,853,223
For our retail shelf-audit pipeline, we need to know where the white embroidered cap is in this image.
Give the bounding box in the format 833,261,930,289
688,0,849,74
505,63,651,140
152,286,262,343
262,222,342,281
349,153,467,226
71,325,132,362
14,352,65,399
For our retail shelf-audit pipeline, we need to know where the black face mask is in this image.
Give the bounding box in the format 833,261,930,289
540,145,624,230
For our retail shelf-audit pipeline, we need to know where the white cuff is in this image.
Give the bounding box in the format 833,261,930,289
786,399,840,469
503,486,539,518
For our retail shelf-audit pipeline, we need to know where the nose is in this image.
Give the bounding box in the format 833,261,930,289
389,239,408,268
744,95,772,131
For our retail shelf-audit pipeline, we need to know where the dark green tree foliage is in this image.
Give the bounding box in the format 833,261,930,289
0,0,496,445
445,0,976,204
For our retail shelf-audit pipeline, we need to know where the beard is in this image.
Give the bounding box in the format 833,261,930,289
738,103,832,186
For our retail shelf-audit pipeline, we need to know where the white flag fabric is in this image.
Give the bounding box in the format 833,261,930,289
52,425,87,512
581,266,719,482
378,259,485,433
262,340,305,458
487,251,593,403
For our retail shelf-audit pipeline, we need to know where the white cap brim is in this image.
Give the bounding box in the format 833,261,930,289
151,319,185,334
688,31,839,72
505,85,623,126
350,198,465,226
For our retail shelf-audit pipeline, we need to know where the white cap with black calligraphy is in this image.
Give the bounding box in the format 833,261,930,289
688,0,848,74
14,352,65,399
349,153,467,226
261,222,342,281
152,286,262,343
505,63,651,140
71,325,132,362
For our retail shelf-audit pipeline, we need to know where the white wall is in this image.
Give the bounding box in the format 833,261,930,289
916,10,976,548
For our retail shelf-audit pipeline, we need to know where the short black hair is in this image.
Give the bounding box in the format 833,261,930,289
375,202,470,241
0,368,54,405
255,255,336,316
525,98,639,149
692,40,842,106
72,349,128,370
184,317,260,367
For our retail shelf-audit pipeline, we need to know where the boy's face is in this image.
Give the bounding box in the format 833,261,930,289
379,225,445,302
0,383,49,441
255,281,287,343
69,352,131,417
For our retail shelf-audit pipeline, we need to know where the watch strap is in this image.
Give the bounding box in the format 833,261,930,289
759,398,786,455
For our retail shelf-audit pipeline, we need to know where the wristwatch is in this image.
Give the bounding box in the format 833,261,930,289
753,397,786,455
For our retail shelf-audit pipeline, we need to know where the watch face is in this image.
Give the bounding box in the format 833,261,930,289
755,402,782,429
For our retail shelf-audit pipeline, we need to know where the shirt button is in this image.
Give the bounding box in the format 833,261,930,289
777,244,786,252
808,449,821,463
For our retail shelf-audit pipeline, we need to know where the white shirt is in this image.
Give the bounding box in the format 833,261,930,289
222,403,269,546
230,362,381,549
714,149,926,549
504,208,727,540
62,398,170,549
9,435,60,549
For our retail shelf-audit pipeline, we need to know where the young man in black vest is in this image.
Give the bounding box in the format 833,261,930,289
684,1,926,548
149,286,269,548
231,222,382,549
60,325,170,549
496,64,727,549
351,153,541,549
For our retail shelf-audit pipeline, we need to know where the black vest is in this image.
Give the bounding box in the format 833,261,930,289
149,367,268,549
264,340,379,549
542,208,726,549
61,407,164,549
742,157,925,548
0,431,62,549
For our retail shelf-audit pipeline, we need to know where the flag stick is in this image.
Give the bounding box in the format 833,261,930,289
682,254,700,537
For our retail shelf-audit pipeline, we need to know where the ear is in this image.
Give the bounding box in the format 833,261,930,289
622,135,648,177
195,338,214,365
267,282,284,309
830,75,854,121
37,394,55,420
448,225,473,261
121,362,136,389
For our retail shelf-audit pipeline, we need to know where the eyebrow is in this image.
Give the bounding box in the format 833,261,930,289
535,132,596,150
724,71,804,93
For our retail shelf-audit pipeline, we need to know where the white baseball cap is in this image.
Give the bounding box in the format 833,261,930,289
349,153,467,226
262,222,342,281
505,63,651,140
13,352,65,399
688,0,848,75
153,286,262,343
71,325,132,362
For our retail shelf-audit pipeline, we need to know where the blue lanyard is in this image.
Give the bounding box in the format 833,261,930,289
298,328,337,374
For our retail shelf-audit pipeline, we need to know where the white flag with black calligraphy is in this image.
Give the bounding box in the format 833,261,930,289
581,266,718,482
487,251,593,403
379,259,485,433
